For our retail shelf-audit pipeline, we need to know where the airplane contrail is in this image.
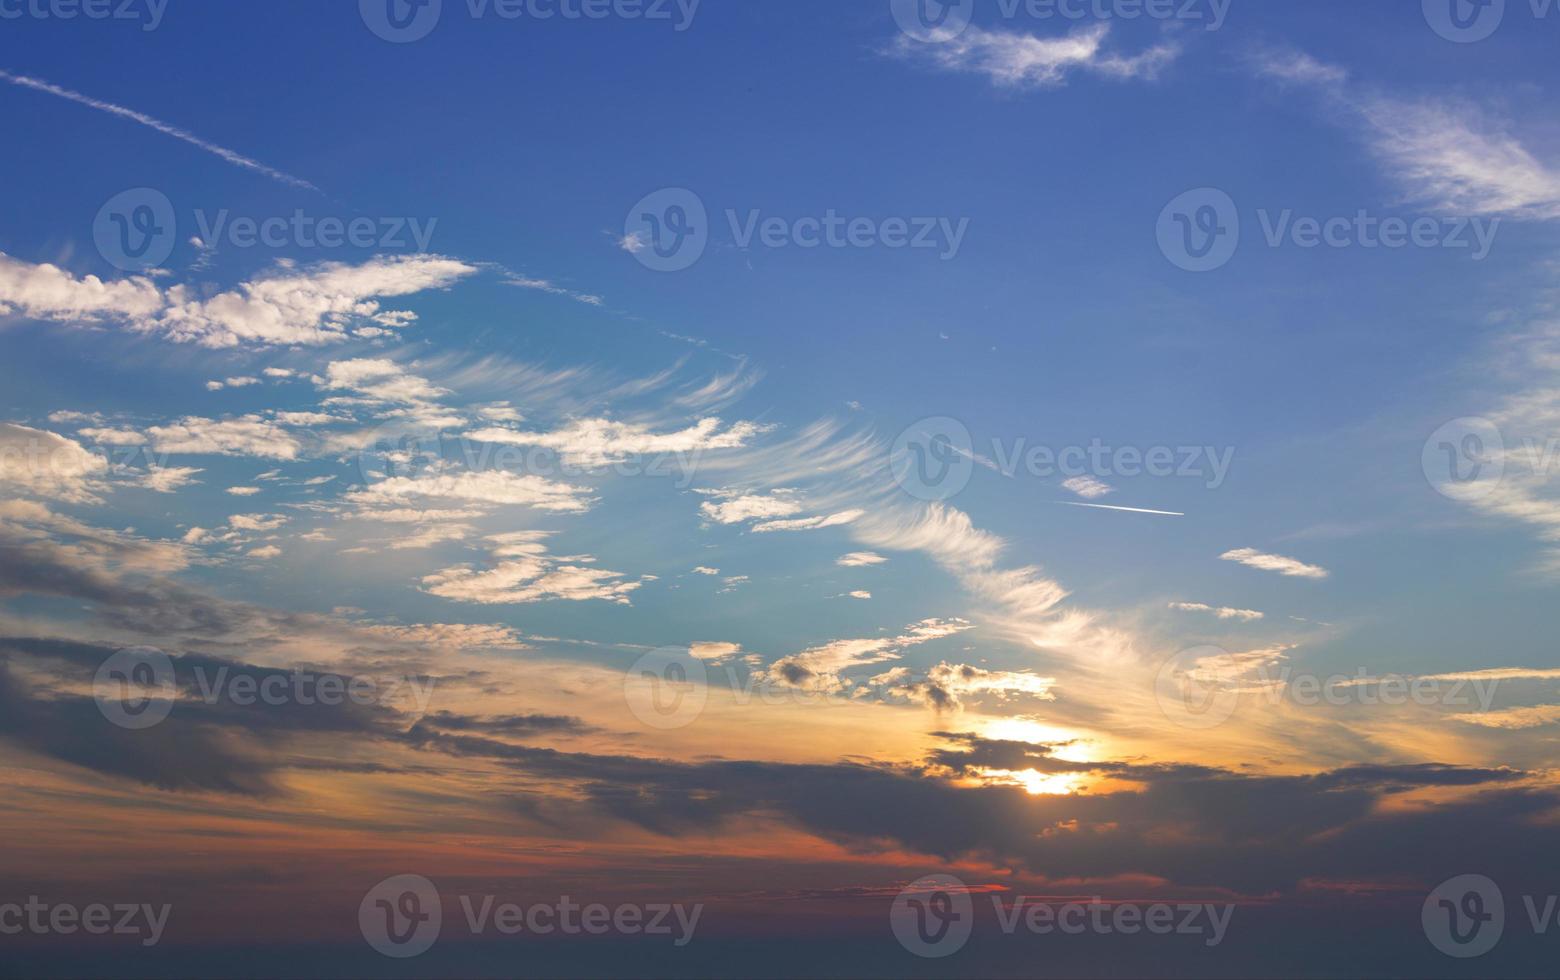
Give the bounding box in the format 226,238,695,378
1056,501,1185,517
0,69,318,191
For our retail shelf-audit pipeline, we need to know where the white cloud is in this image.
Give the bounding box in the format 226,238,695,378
0,423,108,503
0,253,163,323
893,23,1180,89
422,531,646,605
83,416,302,460
836,552,887,567
226,486,262,497
884,662,1057,711
1220,548,1330,580
1251,48,1560,219
139,466,203,493
466,416,767,467
229,514,289,532
698,488,862,533
248,545,282,559
690,641,742,662
0,253,478,348
388,524,475,550
767,618,972,693
691,566,721,576
1062,475,1113,499
1169,601,1265,621
319,358,449,404
348,470,594,514
206,376,260,391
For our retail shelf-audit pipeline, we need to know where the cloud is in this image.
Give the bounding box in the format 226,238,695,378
0,69,316,190
0,253,165,322
347,470,595,514
1221,548,1329,580
0,253,478,348
698,488,864,533
139,466,203,493
1250,48,1560,219
699,489,803,525
881,662,1057,711
319,358,450,405
0,423,108,503
1061,475,1113,499
836,552,887,567
422,531,647,606
466,416,768,467
85,416,302,460
1450,704,1560,730
691,566,721,576
503,272,606,307
766,618,971,693
892,23,1180,89
1169,601,1265,621
690,641,742,662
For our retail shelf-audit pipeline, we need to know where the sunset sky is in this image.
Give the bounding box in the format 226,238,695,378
2,1,1560,976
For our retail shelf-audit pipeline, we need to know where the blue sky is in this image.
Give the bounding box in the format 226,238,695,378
3,1,1560,975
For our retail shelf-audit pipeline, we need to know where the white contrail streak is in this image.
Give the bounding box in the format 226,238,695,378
1057,501,1185,517
0,69,318,191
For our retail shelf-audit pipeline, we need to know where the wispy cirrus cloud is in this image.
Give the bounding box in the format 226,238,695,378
891,23,1181,89
1250,48,1560,219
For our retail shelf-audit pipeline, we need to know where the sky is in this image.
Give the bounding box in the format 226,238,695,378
2,0,1560,976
